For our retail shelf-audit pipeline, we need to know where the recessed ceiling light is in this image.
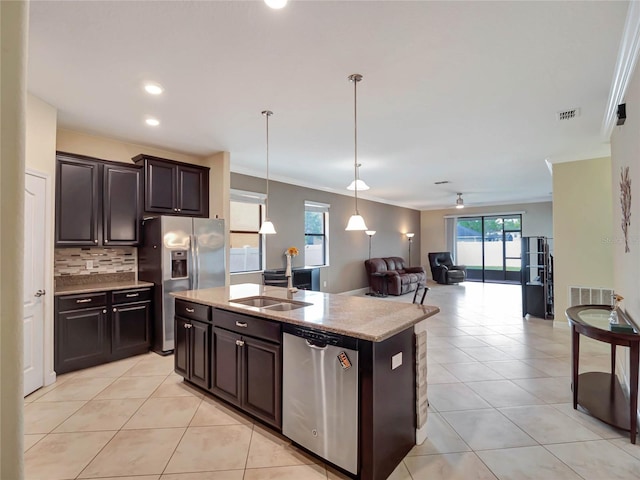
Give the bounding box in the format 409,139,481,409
145,117,160,127
144,83,163,95
264,0,288,9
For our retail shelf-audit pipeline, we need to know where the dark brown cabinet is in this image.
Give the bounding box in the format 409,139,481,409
133,154,209,217
174,299,212,390
55,152,141,247
55,287,152,374
211,327,242,404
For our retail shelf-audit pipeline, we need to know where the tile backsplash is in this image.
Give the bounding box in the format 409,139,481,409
54,247,137,276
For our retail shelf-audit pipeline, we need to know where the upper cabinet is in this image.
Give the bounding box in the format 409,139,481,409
133,154,209,218
55,152,142,247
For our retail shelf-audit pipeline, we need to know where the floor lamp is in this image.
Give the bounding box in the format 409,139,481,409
406,232,414,265
365,230,377,295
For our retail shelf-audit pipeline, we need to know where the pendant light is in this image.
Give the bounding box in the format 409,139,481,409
345,73,369,231
258,110,276,234
455,192,465,209
346,164,370,191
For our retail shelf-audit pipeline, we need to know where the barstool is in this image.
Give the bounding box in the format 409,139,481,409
413,282,429,305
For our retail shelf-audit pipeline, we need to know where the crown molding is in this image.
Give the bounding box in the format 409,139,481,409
602,1,640,139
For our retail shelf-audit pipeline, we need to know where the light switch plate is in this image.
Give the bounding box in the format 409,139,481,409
391,352,402,370
86,260,93,269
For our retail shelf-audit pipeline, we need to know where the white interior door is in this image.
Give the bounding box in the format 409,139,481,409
24,173,46,396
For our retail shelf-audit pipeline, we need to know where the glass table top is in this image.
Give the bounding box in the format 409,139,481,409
571,306,638,335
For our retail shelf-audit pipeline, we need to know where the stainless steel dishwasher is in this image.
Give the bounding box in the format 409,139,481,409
282,324,359,475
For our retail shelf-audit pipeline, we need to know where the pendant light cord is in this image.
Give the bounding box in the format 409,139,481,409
350,74,362,214
262,110,273,220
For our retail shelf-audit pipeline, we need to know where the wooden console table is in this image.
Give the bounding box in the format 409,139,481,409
566,305,639,444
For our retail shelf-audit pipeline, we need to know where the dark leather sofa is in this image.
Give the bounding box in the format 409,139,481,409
428,252,467,284
365,257,426,296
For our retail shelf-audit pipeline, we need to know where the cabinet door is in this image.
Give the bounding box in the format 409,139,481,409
55,156,100,246
144,158,176,213
211,327,242,406
174,316,190,378
103,164,141,245
55,307,109,374
112,302,150,359
177,165,208,217
242,336,282,428
189,319,211,390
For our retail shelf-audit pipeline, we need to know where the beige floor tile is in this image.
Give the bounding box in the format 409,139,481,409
545,439,640,480
426,326,469,337
523,357,571,377
246,425,318,469
477,446,582,479
124,396,201,429
190,396,253,426
23,434,45,452
533,342,571,356
407,413,471,455
442,362,504,382
458,326,500,336
444,335,490,348
24,372,78,402
427,363,461,384
24,431,116,480
484,359,549,379
427,347,478,364
94,375,167,399
493,344,553,359
160,472,244,480
123,353,176,376
54,398,145,432
459,346,511,362
427,383,492,412
467,380,545,407
35,376,116,402
403,452,498,480
498,405,602,444
79,427,185,478
244,464,327,480
164,425,253,473
512,376,572,403
442,409,537,450
550,403,627,439
607,438,640,461
326,461,411,480
152,374,205,398
92,476,160,480
72,356,141,378
24,400,86,433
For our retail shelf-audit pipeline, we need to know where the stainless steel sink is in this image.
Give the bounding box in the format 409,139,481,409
229,296,312,311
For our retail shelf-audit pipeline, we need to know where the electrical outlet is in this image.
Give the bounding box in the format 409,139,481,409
323,281,327,288
86,260,93,270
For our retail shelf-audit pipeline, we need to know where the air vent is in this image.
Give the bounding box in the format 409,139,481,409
557,108,580,121
434,180,450,185
569,286,613,307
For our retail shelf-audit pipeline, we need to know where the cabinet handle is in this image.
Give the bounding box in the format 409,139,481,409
185,307,195,313
174,208,178,212
94,240,98,244
105,240,108,243
184,323,192,329
125,293,139,298
235,321,248,328
235,340,245,347
177,208,181,212
76,298,92,304
102,309,107,314
113,308,117,312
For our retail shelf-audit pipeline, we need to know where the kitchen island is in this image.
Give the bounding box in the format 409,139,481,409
171,283,438,480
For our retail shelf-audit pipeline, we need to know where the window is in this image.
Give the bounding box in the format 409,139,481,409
304,201,329,266
229,190,266,273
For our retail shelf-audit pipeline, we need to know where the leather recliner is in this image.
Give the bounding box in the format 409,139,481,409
428,252,467,285
364,257,426,296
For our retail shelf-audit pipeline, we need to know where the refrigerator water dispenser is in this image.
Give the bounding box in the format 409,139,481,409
171,250,188,279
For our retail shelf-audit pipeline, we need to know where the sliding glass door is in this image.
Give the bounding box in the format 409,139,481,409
455,215,522,283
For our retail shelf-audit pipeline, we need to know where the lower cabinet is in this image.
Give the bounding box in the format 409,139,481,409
55,288,152,374
211,327,282,428
175,316,210,390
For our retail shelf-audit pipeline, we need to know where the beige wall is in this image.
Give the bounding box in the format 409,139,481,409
420,201,553,272
230,173,421,293
1,1,28,477
611,56,640,394
26,95,57,386
552,157,613,319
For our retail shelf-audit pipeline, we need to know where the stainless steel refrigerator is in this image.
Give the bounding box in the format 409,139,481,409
138,216,225,354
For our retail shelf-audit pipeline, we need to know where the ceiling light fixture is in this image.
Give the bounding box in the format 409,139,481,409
144,83,163,95
345,73,368,231
258,110,276,235
145,117,160,127
455,193,465,209
347,164,370,191
264,0,288,9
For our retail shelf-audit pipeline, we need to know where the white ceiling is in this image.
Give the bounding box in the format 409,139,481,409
27,1,629,210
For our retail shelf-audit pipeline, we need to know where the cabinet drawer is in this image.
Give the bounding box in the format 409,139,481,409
58,292,107,312
214,308,281,344
112,288,152,304
176,299,211,323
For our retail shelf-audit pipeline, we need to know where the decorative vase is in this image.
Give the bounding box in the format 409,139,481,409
285,254,293,289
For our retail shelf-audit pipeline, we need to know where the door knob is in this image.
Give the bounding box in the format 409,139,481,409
34,289,46,297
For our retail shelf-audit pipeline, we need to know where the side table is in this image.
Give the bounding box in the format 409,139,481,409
566,305,639,444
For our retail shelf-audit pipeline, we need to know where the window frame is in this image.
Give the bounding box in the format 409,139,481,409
229,190,267,274
304,201,330,267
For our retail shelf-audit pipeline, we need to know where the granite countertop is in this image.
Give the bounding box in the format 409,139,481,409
55,280,155,296
171,283,439,342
